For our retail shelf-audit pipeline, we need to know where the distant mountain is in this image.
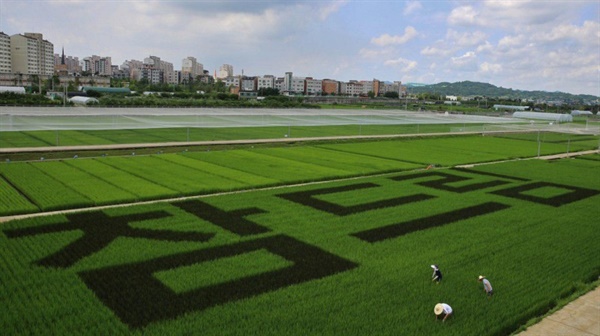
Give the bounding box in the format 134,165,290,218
406,81,598,103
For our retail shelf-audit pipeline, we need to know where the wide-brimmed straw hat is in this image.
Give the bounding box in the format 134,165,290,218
431,265,438,269
434,303,444,315
478,275,485,280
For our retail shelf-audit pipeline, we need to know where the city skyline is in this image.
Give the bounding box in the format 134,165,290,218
1,0,598,96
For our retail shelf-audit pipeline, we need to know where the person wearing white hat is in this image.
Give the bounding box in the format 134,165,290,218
434,303,453,322
431,264,442,283
478,275,493,297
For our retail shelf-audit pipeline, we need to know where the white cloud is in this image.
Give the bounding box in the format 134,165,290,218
450,51,477,70
359,48,394,59
420,44,452,57
319,0,348,20
384,57,418,72
446,29,487,47
403,1,422,16
447,6,482,26
479,62,502,74
371,26,418,46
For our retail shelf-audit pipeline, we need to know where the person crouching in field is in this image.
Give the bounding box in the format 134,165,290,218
431,265,442,283
478,275,493,298
434,303,453,322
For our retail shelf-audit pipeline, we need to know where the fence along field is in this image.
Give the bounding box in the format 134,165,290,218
0,155,598,335
1,134,598,217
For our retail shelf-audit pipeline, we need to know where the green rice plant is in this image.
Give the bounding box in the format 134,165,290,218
100,155,248,195
0,131,49,148
161,153,279,186
27,160,138,205
0,163,93,211
196,149,352,182
0,157,598,335
0,176,39,215
64,159,179,200
250,146,421,174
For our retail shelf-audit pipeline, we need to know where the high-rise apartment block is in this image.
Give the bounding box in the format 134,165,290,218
0,32,11,74
54,49,81,75
82,55,112,76
10,33,54,75
217,64,233,79
181,57,204,79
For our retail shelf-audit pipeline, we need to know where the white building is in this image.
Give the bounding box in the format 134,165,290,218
181,56,203,79
257,75,275,90
282,72,305,95
0,32,11,74
224,75,241,88
10,32,54,75
217,64,233,79
360,80,374,95
82,55,112,76
341,81,363,96
305,77,322,95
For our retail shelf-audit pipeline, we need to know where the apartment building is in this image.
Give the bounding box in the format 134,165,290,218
282,72,305,95
137,56,176,84
224,75,240,88
10,33,54,75
0,32,11,73
322,79,339,95
54,51,81,75
257,75,275,90
305,77,322,95
181,56,204,81
241,76,257,91
217,64,233,79
341,81,364,96
82,55,112,76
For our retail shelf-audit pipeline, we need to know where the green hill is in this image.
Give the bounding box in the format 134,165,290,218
406,81,598,103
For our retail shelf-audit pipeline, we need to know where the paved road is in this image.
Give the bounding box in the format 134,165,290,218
517,285,599,336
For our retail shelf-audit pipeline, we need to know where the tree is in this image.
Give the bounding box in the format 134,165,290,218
258,88,280,96
384,91,399,99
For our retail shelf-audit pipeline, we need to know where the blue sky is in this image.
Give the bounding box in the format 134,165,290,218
1,0,598,96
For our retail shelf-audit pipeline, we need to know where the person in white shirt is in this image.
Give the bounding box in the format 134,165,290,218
434,303,453,322
478,275,493,297
431,264,442,283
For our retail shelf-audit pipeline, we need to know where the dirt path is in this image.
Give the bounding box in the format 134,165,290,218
516,285,599,336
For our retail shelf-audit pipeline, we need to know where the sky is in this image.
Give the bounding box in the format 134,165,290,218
1,0,599,96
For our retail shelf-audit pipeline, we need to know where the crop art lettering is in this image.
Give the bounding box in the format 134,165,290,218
77,235,358,328
173,199,271,235
3,169,597,329
276,183,435,216
490,181,599,207
352,202,510,243
390,170,511,193
3,210,214,268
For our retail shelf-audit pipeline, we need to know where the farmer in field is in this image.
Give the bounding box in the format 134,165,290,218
434,303,453,322
478,275,493,297
431,265,442,283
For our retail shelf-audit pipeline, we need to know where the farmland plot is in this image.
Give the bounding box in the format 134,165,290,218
0,163,93,211
0,156,598,336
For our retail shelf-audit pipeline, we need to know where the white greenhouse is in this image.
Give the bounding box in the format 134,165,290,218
0,86,26,94
513,112,572,123
571,110,593,116
69,96,99,105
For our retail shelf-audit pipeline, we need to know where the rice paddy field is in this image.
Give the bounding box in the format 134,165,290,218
0,109,599,335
